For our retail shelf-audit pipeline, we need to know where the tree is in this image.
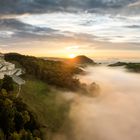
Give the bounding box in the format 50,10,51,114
0,94,42,139
2,75,14,92
5,53,82,91
10,132,21,140
0,129,4,140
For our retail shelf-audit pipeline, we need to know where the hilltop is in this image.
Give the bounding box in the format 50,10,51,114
4,53,83,91
69,55,96,65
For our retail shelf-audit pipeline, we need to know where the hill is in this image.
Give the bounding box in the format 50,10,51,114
0,76,42,140
109,62,140,73
108,62,127,67
5,53,83,91
69,55,96,65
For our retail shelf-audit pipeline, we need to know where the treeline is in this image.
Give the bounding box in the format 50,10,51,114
0,75,14,93
5,53,82,90
125,63,140,72
0,76,42,140
109,62,140,73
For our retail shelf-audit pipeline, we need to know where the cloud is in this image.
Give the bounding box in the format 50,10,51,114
0,0,139,15
0,18,58,39
125,25,140,29
128,0,140,7
0,12,139,52
0,13,140,52
17,13,140,44
1,18,57,33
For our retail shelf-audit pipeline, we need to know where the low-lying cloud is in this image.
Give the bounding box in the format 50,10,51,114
60,66,140,140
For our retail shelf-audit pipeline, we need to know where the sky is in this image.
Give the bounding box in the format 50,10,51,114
0,0,140,59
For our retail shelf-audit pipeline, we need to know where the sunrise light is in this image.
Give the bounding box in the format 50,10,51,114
69,54,76,58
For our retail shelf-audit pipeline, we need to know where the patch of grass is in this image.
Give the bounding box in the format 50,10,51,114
20,76,70,136
13,83,19,96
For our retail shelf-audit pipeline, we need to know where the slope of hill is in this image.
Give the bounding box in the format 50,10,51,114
4,53,99,139
5,53,83,91
69,55,96,65
0,76,42,140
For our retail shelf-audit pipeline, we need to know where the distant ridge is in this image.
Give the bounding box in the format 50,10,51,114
70,55,96,65
109,62,140,73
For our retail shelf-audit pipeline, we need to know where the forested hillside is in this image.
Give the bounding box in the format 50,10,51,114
109,62,140,72
5,53,82,91
0,76,42,140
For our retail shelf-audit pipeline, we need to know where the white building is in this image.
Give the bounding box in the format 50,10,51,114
0,56,25,85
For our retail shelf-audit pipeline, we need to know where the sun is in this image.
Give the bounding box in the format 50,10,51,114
69,54,76,58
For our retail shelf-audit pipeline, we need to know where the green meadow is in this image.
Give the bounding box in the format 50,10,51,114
20,76,70,139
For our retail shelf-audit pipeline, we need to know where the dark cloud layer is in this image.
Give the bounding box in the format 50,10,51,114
0,18,60,41
0,18,56,32
0,0,139,53
0,18,97,44
125,25,140,29
0,0,139,15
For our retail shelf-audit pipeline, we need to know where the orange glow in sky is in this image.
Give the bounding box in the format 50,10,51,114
69,54,76,58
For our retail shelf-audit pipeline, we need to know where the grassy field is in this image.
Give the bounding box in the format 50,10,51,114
20,76,70,139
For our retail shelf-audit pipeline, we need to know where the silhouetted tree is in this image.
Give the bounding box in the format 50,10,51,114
2,75,14,92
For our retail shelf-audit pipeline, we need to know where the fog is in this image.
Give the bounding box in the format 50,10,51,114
63,66,140,140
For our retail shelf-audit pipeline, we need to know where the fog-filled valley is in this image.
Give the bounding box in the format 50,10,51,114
56,66,140,140
1,53,140,140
